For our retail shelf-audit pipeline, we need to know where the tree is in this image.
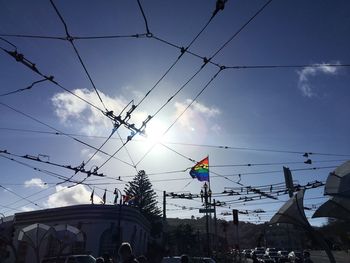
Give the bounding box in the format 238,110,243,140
124,170,161,221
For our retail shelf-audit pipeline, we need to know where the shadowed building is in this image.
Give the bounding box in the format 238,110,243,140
0,204,150,262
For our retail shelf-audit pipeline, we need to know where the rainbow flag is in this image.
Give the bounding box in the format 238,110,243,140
190,156,209,182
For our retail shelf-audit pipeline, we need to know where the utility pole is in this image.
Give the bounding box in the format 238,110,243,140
201,182,212,257
163,191,167,220
232,209,240,262
213,199,218,254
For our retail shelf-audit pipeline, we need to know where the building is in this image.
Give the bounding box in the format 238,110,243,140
0,204,150,262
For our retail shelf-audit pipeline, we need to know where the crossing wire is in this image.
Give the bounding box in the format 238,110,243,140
94,0,273,170
76,0,229,176
0,184,42,209
0,101,134,168
0,154,125,214
0,79,48,97
2,126,349,158
49,0,108,112
0,40,107,116
133,0,275,166
132,0,226,116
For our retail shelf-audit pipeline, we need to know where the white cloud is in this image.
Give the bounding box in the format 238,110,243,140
24,178,48,189
80,148,102,162
44,185,100,208
51,88,147,135
174,99,221,133
297,62,340,97
21,206,35,212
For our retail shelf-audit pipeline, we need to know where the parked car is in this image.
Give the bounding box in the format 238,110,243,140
42,255,96,263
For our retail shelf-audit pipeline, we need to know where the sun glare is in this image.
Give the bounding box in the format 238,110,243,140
143,120,168,144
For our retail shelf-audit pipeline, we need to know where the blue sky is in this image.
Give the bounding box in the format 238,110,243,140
0,0,349,225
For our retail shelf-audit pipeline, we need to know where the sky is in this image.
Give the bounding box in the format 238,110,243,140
0,0,350,226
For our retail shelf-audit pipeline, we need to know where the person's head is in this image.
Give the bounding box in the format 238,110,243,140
180,255,189,263
96,257,105,263
118,242,133,261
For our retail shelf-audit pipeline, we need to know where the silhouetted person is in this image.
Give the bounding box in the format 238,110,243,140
180,255,189,263
137,255,148,263
118,242,138,263
96,257,105,263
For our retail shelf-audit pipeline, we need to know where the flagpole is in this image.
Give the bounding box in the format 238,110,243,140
207,155,212,256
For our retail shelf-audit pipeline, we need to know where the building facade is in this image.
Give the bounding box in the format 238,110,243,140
0,204,150,262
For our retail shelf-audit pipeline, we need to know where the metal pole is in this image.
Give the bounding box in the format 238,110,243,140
163,191,166,220
204,184,210,257
213,199,218,254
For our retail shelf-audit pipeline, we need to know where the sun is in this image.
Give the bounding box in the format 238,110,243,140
143,119,168,144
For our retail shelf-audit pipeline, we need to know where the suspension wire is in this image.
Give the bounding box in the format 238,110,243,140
0,154,125,214
209,0,273,60
0,33,147,40
136,0,151,34
0,184,42,208
49,0,108,112
0,41,107,115
2,185,55,212
162,141,350,157
135,69,223,167
116,130,139,172
98,68,222,172
225,63,350,70
0,148,108,178
132,1,275,167
0,101,134,167
133,0,225,112
0,78,49,97
2,126,349,158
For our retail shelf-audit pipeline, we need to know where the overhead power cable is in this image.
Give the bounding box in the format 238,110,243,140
0,184,42,209
94,0,244,169
132,0,226,115
49,0,108,112
0,149,108,178
0,101,134,167
0,78,48,97
0,33,148,41
0,154,125,214
0,38,147,141
131,0,275,167
136,0,151,35
2,126,349,158
0,39,106,115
